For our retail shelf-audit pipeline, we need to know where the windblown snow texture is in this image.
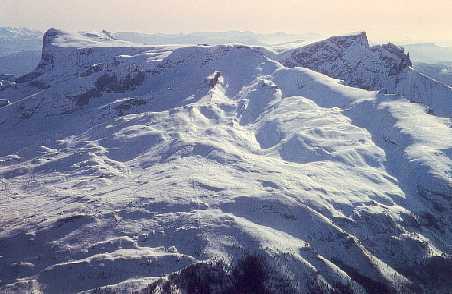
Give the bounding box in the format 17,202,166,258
0,29,451,293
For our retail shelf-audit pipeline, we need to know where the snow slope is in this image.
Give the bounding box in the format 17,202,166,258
414,62,452,86
0,29,451,293
279,32,452,117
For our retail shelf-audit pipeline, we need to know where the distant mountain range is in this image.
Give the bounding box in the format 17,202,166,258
113,31,323,47
0,27,43,56
0,27,43,75
402,42,452,63
3,26,452,76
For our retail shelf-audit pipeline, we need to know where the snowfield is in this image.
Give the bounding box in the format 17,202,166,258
0,29,451,293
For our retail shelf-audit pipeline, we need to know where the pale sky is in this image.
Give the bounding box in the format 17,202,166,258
1,0,451,44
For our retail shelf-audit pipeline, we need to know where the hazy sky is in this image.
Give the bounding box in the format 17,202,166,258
1,0,451,44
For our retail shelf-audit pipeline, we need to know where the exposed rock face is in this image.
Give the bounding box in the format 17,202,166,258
280,32,411,89
280,32,452,117
0,78,16,91
18,29,145,82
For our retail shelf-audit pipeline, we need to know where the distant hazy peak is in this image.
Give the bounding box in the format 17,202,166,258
402,42,452,63
113,30,323,47
0,26,42,38
42,28,135,49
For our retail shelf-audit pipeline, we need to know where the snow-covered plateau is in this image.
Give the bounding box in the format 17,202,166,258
0,29,451,294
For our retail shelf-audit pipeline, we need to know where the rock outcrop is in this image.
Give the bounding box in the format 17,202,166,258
280,32,452,117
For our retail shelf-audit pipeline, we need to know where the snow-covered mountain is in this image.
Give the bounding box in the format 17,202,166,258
113,31,322,47
0,28,319,77
0,28,451,293
279,32,452,117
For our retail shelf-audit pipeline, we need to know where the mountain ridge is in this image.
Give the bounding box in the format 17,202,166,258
0,28,451,293
280,32,452,117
